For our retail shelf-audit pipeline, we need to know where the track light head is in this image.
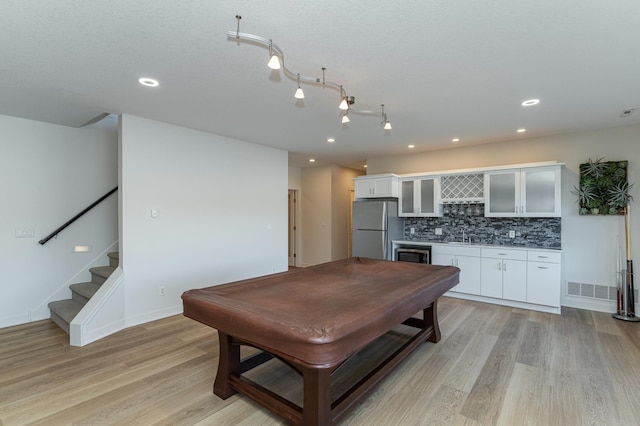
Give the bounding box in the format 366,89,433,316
267,54,281,70
294,73,305,99
342,112,350,124
267,39,281,70
381,104,392,130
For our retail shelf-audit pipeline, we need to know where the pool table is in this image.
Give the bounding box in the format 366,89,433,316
182,257,459,425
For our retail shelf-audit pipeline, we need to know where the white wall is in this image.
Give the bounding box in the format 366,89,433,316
0,114,118,327
331,167,359,259
299,165,359,266
119,114,288,327
288,166,301,190
300,167,333,266
366,124,640,312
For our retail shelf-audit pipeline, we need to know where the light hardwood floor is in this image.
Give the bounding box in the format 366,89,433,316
1,297,639,425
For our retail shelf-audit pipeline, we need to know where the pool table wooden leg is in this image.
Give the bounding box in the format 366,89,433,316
214,331,239,399
425,300,441,343
302,366,333,426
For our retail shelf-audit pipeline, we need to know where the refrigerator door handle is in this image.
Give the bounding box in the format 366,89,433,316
381,202,387,230
382,231,387,260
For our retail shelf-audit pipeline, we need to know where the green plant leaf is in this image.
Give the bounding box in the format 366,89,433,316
583,157,607,179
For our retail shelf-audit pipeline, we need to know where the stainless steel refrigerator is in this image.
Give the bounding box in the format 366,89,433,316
352,199,403,260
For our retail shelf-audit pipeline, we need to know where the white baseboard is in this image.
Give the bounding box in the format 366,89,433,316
0,312,31,329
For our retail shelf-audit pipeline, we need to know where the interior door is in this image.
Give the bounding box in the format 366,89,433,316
288,189,297,267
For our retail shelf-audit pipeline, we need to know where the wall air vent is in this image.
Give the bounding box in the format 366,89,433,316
567,280,638,302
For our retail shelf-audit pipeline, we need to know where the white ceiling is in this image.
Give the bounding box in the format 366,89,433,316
1,1,639,170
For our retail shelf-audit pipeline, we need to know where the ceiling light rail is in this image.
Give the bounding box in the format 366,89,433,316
227,15,391,130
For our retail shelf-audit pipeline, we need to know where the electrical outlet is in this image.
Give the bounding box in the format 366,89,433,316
410,227,415,234
159,286,165,296
509,230,515,238
435,228,442,235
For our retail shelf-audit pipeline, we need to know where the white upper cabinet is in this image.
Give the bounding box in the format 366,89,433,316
521,167,561,216
484,166,561,217
354,174,399,198
399,177,441,217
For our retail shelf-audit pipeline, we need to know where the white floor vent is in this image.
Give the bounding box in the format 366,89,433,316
568,281,638,301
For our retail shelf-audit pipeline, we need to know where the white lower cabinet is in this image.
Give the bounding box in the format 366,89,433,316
432,246,481,295
526,251,562,307
426,243,561,313
480,248,527,302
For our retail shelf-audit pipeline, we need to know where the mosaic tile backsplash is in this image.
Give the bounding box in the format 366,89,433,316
403,204,561,249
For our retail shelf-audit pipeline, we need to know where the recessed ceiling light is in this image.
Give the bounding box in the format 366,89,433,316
408,144,415,149
138,77,159,87
452,138,460,143
521,99,540,106
309,158,316,163
517,128,527,133
327,138,335,143
363,164,367,168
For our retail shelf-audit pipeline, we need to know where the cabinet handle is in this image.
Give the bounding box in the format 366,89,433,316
537,266,549,269
537,255,549,259
503,261,507,271
498,253,507,256
498,262,502,271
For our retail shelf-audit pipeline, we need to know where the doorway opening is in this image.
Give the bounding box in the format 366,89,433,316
288,189,298,267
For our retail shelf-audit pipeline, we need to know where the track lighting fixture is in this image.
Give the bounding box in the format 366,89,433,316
381,104,392,130
294,73,305,99
338,86,355,111
267,39,281,70
228,15,392,131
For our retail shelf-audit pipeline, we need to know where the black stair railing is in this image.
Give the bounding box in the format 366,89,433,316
39,186,118,245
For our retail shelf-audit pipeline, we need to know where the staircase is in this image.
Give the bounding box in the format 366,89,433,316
48,252,119,334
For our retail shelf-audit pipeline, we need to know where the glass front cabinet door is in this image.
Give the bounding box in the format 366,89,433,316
399,177,441,217
484,170,519,217
521,167,561,216
484,166,561,217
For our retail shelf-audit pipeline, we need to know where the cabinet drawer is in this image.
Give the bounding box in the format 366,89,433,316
431,244,481,257
481,247,527,260
527,251,561,263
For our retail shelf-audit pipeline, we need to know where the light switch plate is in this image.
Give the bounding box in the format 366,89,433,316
435,228,442,235
15,227,34,238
